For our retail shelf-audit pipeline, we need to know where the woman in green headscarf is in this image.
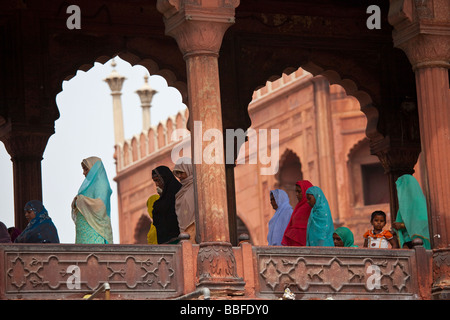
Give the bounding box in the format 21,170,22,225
392,174,431,249
333,227,358,247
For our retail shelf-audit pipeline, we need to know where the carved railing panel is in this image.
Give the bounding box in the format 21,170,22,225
255,246,420,300
0,244,183,299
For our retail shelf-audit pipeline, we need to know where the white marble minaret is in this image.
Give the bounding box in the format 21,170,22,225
135,74,157,131
104,59,126,144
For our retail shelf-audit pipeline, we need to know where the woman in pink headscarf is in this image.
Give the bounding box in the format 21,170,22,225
281,180,314,246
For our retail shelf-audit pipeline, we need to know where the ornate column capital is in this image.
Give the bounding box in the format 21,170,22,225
0,121,54,160
0,121,54,230
388,0,450,70
157,0,239,58
371,135,421,176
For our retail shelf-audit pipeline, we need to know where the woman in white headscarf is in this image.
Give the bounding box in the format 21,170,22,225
268,189,293,246
173,158,196,243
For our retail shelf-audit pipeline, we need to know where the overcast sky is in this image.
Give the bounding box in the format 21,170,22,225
0,57,186,243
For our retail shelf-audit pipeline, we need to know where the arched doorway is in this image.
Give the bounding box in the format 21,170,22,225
134,214,151,244
276,149,303,208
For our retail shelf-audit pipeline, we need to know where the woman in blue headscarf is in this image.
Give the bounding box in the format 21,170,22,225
267,189,293,246
15,200,60,243
305,186,334,247
392,174,431,249
71,156,113,244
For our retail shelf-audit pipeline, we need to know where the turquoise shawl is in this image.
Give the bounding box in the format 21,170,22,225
77,158,112,217
395,174,430,249
73,157,113,244
305,186,334,247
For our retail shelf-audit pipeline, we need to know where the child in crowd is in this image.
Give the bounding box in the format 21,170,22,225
363,210,398,248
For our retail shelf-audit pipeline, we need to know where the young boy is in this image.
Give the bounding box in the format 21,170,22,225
363,210,399,248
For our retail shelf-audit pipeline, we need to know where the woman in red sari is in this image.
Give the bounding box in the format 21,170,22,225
281,180,314,246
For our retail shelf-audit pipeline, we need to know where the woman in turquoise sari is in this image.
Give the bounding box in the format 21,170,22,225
305,186,334,247
393,174,430,249
72,156,113,244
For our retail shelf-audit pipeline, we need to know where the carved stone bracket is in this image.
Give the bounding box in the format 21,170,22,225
196,242,245,295
0,122,55,230
370,135,421,221
157,0,239,58
432,248,450,300
388,0,450,69
0,122,54,160
370,136,420,176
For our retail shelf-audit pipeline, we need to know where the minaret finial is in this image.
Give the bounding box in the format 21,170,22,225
104,58,126,144
136,73,157,131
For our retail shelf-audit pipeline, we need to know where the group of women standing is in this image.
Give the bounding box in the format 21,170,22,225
2,155,196,246
267,174,431,249
1,156,431,250
147,158,196,244
268,180,335,247
0,156,113,244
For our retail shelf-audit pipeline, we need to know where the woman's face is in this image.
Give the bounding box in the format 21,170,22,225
306,193,316,207
270,193,278,210
174,170,188,181
333,233,344,247
82,164,89,177
295,185,302,202
152,174,164,189
24,209,36,223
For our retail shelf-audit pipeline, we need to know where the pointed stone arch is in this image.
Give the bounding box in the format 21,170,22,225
117,53,188,106
236,212,254,245
251,63,382,144
275,148,303,207
134,214,151,244
55,53,188,107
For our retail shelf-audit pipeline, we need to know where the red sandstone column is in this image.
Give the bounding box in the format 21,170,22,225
0,124,53,231
157,0,245,294
312,76,340,223
415,67,450,248
389,0,450,299
186,54,230,242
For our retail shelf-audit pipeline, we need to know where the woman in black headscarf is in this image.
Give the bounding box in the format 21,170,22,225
151,166,182,244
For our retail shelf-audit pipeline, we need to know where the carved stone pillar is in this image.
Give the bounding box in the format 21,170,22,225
157,0,244,294
312,76,340,223
389,0,450,299
0,123,54,231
